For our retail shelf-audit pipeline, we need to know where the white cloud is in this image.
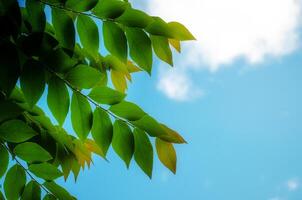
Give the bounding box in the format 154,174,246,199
157,68,203,101
286,178,300,191
137,0,302,101
146,0,302,70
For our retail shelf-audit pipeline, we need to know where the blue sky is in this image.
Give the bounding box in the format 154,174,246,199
15,0,302,199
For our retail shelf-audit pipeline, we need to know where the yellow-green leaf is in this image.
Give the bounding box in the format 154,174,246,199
155,138,177,174
92,0,129,19
168,38,181,52
111,70,127,93
168,22,196,41
150,35,173,66
116,7,153,28
89,86,126,105
109,101,145,121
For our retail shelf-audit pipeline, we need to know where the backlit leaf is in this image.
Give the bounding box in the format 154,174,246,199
145,17,173,38
159,124,187,144
52,8,75,50
109,101,145,121
4,165,26,200
14,142,53,163
21,180,41,200
150,35,173,66
125,28,152,74
29,163,63,180
168,22,196,41
0,120,37,143
168,38,181,52
112,120,134,167
47,76,70,126
116,7,153,28
89,86,126,105
92,0,129,19
65,64,101,89
20,59,45,107
66,0,98,12
77,15,99,57
103,22,127,62
155,138,177,174
133,128,153,178
43,181,74,200
71,93,92,140
111,70,127,93
131,115,165,137
91,108,113,156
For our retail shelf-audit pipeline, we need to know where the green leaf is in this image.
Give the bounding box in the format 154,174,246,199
77,15,99,57
47,76,70,126
168,22,196,41
133,128,153,178
21,181,41,200
116,7,153,28
159,124,187,144
14,142,53,163
43,48,77,73
125,28,152,74
65,64,101,89
0,191,4,200
4,165,26,200
0,145,9,178
71,92,92,140
111,70,127,93
43,181,74,200
104,55,128,73
20,60,45,107
109,101,145,121
155,138,177,174
91,108,113,157
89,86,125,105
145,17,174,38
51,8,75,50
66,0,98,12
150,35,173,66
26,0,45,32
0,42,20,96
29,163,63,180
0,100,23,123
0,120,37,143
43,194,56,200
131,115,165,137
103,22,127,62
112,120,134,167
92,0,129,19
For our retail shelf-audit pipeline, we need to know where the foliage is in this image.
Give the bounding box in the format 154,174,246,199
0,0,194,199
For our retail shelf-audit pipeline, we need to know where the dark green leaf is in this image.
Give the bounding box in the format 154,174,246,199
65,64,101,89
77,15,99,57
0,100,23,123
20,60,45,107
51,8,75,50
0,120,37,143
26,0,45,32
0,42,20,96
91,108,113,156
112,120,134,167
43,48,77,73
71,92,92,140
43,194,56,200
103,21,127,62
4,165,26,200
21,180,41,200
66,0,98,12
92,0,129,19
155,138,177,174
116,7,153,28
0,191,4,200
14,142,53,163
29,163,63,180
47,76,70,126
0,144,9,178
131,115,165,137
88,86,125,105
133,128,153,178
125,28,152,74
168,22,196,41
150,35,173,66
109,101,145,120
43,181,74,200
